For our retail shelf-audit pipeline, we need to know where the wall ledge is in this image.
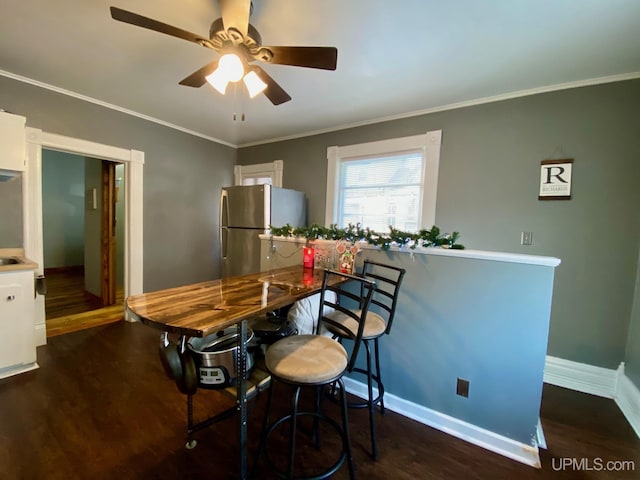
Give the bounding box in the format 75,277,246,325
259,234,561,267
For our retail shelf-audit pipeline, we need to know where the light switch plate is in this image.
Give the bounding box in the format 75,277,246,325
521,231,533,245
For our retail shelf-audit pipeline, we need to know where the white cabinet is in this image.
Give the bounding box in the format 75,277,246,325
0,270,36,377
0,111,26,172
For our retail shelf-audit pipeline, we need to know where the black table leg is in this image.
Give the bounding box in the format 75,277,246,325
237,319,248,479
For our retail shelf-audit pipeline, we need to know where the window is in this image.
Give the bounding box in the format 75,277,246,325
234,160,283,187
325,130,442,231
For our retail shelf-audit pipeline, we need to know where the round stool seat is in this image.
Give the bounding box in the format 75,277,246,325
266,334,347,384
327,309,386,340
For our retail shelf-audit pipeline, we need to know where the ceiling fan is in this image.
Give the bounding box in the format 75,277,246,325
109,1,338,105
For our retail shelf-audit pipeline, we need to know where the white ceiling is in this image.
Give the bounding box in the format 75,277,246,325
1,0,639,147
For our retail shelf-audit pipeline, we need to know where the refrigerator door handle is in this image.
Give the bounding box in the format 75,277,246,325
221,189,229,260
220,188,229,227
221,227,228,260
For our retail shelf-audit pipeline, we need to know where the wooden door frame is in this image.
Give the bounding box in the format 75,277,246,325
101,161,116,305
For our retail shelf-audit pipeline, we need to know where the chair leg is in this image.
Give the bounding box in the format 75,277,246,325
287,386,301,479
312,385,322,448
338,378,355,480
373,337,385,414
364,340,378,460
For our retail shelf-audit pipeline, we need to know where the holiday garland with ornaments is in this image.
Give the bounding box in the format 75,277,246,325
268,223,464,250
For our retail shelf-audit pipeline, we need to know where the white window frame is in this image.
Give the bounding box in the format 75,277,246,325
325,130,442,229
234,160,283,187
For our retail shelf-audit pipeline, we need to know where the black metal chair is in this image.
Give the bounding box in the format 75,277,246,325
255,269,376,479
326,260,406,460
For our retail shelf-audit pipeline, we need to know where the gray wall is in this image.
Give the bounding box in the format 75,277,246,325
0,174,23,247
41,150,85,268
239,80,640,378
0,75,236,291
626,253,640,387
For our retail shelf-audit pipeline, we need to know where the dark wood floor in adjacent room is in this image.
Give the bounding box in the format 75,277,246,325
0,322,637,479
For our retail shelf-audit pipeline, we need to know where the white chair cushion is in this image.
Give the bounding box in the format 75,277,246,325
265,334,347,384
326,309,386,340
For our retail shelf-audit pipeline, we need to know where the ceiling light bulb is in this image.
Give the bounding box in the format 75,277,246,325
205,68,230,94
243,70,267,98
218,53,244,83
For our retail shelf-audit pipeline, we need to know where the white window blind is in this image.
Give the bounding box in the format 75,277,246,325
339,151,423,231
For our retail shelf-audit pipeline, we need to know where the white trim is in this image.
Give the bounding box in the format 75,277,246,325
234,160,283,187
0,362,39,380
25,129,144,332
0,69,234,148
422,130,442,228
259,235,561,267
325,146,338,225
543,355,620,398
616,371,640,438
342,377,541,468
324,131,441,230
239,72,640,147
4,68,638,150
536,419,547,450
543,356,640,439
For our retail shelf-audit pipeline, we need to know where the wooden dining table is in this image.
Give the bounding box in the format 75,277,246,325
126,265,335,479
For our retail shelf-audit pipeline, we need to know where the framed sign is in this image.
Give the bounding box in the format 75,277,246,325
539,159,573,200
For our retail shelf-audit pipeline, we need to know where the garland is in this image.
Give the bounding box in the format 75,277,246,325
268,223,464,250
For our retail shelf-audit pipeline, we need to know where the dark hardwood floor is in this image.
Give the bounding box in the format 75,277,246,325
45,266,124,337
0,321,638,479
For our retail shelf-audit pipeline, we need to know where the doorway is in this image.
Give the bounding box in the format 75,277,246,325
40,151,125,334
24,129,144,344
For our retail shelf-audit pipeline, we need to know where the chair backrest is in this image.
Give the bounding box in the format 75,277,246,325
317,269,377,372
360,260,406,335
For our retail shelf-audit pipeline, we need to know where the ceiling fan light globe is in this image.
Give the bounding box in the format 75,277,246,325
243,71,267,98
206,69,229,94
218,53,244,83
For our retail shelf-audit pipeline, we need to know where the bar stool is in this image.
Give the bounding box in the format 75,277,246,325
256,269,376,479
327,260,405,460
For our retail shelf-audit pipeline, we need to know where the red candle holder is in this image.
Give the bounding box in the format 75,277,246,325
303,246,315,269
302,268,314,286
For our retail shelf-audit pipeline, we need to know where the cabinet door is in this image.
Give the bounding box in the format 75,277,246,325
0,282,29,369
0,111,26,172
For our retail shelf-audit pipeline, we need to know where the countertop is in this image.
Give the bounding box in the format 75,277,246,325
0,248,39,272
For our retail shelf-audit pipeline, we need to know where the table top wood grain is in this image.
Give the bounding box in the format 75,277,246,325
126,266,327,337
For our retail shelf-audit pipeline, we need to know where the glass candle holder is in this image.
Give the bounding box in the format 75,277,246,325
303,246,315,269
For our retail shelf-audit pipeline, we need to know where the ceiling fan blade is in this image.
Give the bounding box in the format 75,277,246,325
219,0,251,39
179,60,219,87
258,46,338,70
252,66,291,105
110,6,215,49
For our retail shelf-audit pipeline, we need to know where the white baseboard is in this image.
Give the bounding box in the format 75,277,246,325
0,362,39,380
35,323,47,347
615,372,640,438
536,418,547,450
342,377,541,468
543,355,640,439
543,355,620,398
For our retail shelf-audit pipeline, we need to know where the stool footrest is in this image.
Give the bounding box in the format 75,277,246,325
263,411,348,480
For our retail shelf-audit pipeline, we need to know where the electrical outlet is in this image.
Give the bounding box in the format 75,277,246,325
521,231,533,245
456,378,469,398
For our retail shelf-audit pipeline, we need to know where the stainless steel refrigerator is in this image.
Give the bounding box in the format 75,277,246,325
220,185,307,278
